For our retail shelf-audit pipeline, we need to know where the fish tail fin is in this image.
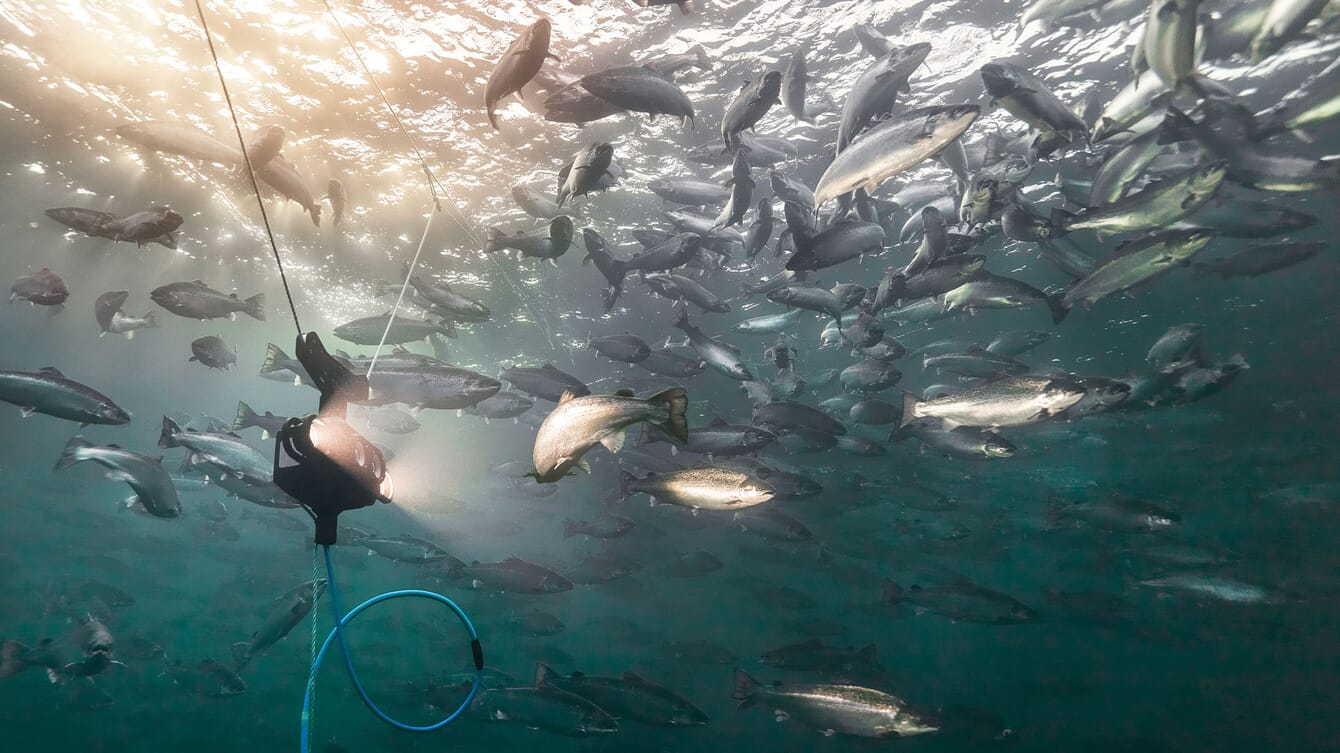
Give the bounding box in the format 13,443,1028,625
259,343,286,374
648,387,689,443
534,662,556,687
230,642,252,672
233,401,258,431
562,519,582,540
618,468,638,502
142,311,158,328
1157,106,1196,146
784,250,813,272
484,227,506,253
671,301,690,332
158,416,182,449
882,579,904,605
54,436,94,471
1046,207,1076,236
1046,293,1070,324
897,392,919,429
310,204,321,227
732,668,760,706
443,556,467,579
487,106,500,131
679,0,694,14
243,293,265,321
691,44,709,68
0,640,29,678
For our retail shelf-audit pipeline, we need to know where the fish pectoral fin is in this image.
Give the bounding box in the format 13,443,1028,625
19,407,35,418
599,430,627,454
774,709,790,722
576,457,592,474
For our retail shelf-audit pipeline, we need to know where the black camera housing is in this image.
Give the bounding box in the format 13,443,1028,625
272,333,391,545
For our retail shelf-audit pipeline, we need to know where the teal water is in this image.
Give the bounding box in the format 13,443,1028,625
2,0,1339,751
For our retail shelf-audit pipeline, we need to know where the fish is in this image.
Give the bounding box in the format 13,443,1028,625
485,18,556,130
464,390,534,420
722,71,782,147
527,387,688,482
883,580,1037,624
97,206,183,247
836,44,932,153
1048,495,1180,533
93,291,156,339
733,670,939,738
501,363,589,402
647,176,730,206
619,467,774,510
55,436,182,518
563,514,636,540
1249,0,1329,62
900,375,1086,429
405,272,490,322
981,61,1088,145
115,120,240,164
332,313,455,346
814,105,980,207
579,66,694,125
1046,162,1226,240
471,686,618,735
256,154,321,226
640,417,775,456
894,419,1016,459
713,148,754,230
642,273,731,313
587,334,651,364
10,268,68,307
164,658,248,697
0,367,130,425
188,336,236,371
1060,229,1214,311
640,45,711,78
486,216,575,263
556,143,616,207
785,221,885,272
442,556,574,594
231,579,327,670
150,281,264,321
358,534,451,563
323,179,346,226
1191,241,1326,279
535,663,708,726
671,305,753,381
158,416,271,487
511,184,561,218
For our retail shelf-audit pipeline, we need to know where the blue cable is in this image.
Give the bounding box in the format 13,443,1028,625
300,545,483,753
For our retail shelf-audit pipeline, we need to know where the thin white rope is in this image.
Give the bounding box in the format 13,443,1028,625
367,209,436,378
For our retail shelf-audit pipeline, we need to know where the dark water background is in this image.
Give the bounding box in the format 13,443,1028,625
2,0,1339,751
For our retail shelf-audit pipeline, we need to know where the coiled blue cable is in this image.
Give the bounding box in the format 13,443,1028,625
300,545,483,753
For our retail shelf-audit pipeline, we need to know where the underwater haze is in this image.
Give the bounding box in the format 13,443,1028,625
1,0,1339,751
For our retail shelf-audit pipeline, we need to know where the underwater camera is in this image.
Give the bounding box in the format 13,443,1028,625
273,332,392,545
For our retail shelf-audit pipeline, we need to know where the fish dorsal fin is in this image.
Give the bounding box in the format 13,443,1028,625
622,671,646,683
860,643,878,658
541,363,563,372
38,367,64,377
105,443,123,450
534,662,554,686
558,390,577,404
613,388,635,397
192,280,206,285
570,671,586,679
504,555,524,563
708,417,728,427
